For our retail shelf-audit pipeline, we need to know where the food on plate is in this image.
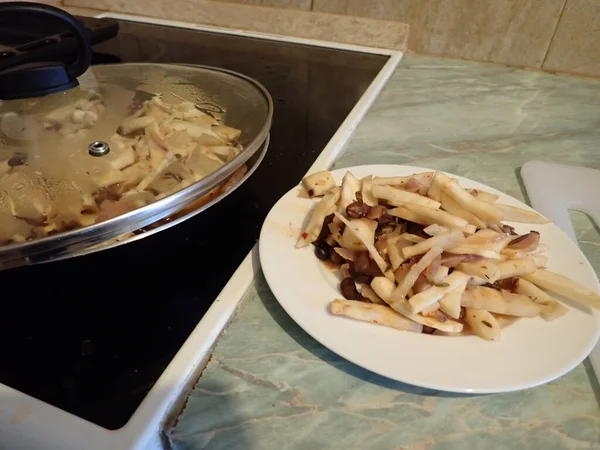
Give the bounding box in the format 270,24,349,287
302,170,336,197
0,91,243,246
329,299,423,333
297,169,600,341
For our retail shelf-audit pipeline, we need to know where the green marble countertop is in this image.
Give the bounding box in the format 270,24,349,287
169,55,600,450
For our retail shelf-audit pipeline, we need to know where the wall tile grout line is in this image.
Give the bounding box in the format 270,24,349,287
541,0,568,69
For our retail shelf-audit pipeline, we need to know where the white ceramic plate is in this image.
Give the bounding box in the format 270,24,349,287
259,165,600,393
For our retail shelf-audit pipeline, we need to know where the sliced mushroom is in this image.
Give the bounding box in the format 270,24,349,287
507,231,540,252
346,201,370,219
441,252,484,268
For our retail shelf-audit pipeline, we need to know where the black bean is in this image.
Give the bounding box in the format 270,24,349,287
353,273,373,284
365,260,383,276
354,252,370,273
340,278,361,300
353,252,382,276
8,153,26,167
316,214,335,244
314,245,330,261
330,251,344,265
349,262,373,284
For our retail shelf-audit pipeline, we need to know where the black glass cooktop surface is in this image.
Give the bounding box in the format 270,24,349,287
0,19,388,430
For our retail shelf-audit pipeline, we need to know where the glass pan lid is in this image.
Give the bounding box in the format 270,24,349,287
0,63,272,264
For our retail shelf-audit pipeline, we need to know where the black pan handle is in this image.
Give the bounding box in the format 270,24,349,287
0,2,92,99
0,2,91,77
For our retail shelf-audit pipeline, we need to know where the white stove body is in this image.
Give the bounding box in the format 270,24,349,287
0,13,403,450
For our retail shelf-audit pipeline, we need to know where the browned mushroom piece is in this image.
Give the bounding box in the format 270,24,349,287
507,231,540,252
366,204,387,221
485,277,517,292
440,252,484,268
346,201,370,219
500,224,518,235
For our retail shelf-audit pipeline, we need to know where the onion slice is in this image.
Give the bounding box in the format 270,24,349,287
334,212,390,277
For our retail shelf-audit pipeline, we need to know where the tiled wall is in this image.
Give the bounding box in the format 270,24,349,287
311,0,600,77
64,0,600,77
313,0,565,69
542,0,600,78
64,0,410,50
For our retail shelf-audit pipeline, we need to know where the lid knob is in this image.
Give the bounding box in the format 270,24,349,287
88,140,110,157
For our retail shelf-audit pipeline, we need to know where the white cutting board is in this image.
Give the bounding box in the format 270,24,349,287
521,160,600,377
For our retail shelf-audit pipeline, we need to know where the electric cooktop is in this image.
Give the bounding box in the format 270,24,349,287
0,18,388,430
